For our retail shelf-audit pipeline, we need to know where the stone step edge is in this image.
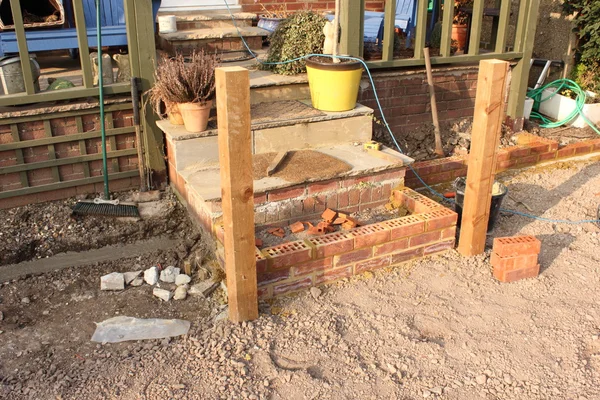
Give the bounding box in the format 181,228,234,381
159,102,375,142
173,12,257,22
160,26,270,41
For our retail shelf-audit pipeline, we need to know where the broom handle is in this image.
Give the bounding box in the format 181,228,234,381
97,0,110,200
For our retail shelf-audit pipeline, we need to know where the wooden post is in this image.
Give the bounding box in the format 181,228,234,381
216,66,258,323
457,60,509,257
339,0,364,57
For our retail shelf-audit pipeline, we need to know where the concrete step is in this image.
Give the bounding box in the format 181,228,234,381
159,26,268,55
160,101,375,173
174,12,256,30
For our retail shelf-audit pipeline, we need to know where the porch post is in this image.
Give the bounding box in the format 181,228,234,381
506,0,541,132
339,0,364,57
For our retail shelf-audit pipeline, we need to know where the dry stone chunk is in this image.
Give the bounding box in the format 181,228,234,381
310,287,322,299
174,286,187,300
144,267,159,285
130,277,144,287
0,311,3,321
153,288,172,302
188,280,216,298
476,374,488,385
124,271,142,285
101,272,125,291
175,274,192,286
160,266,180,283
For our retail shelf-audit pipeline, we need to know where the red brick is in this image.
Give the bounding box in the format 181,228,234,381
257,268,291,286
307,180,339,194
315,266,353,285
420,208,458,231
494,263,540,283
338,190,349,208
268,186,305,202
355,255,392,274
350,223,390,249
273,277,313,296
516,154,539,166
391,247,424,264
491,252,538,271
556,147,575,159
254,193,267,205
382,215,425,239
359,187,372,204
538,151,557,162
507,146,531,160
441,226,457,239
263,240,313,269
409,231,441,247
333,247,373,267
293,257,333,276
493,235,541,257
257,286,271,299
528,143,550,154
496,150,510,162
308,232,354,259
303,196,316,213
497,159,517,171
374,238,409,256
423,239,455,255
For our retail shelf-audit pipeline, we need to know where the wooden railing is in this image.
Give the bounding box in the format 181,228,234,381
339,0,541,119
0,0,154,107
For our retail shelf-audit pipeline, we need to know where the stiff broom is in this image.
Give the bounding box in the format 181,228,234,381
72,0,139,218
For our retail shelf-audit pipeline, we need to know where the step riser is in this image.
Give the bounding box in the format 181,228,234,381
251,84,310,105
167,114,373,172
160,36,262,54
176,20,252,30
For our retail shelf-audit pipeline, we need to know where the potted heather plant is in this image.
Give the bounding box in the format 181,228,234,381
149,50,218,133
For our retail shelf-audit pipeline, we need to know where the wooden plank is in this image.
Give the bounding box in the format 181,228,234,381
266,151,288,176
105,113,120,173
0,84,131,107
0,149,137,175
468,0,485,55
494,0,511,53
10,125,29,187
8,0,35,95
507,0,540,121
216,66,258,323
513,0,530,53
413,0,430,59
43,120,61,183
0,126,136,151
339,0,364,57
0,171,138,200
382,0,396,61
0,103,133,126
457,60,509,256
72,0,94,88
76,116,91,178
440,0,456,57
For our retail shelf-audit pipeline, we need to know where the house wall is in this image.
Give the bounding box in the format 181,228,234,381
240,0,385,13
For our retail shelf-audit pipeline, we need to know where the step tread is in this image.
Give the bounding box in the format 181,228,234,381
179,144,413,203
160,26,270,41
174,12,257,22
158,101,374,142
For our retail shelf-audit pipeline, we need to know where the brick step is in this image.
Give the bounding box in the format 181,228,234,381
159,26,268,54
173,12,256,30
160,101,375,173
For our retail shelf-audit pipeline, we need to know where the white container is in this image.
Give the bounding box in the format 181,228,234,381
523,97,534,119
158,15,177,34
538,88,600,128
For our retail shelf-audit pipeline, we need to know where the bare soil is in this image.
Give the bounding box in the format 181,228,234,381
253,150,351,183
1,159,599,400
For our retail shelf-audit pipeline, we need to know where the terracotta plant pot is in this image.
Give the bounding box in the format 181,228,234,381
166,102,184,125
451,24,468,52
178,101,213,133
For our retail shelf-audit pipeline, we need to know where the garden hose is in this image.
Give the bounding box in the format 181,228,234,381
527,79,600,135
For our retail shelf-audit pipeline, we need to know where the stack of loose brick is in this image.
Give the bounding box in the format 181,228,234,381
491,235,541,283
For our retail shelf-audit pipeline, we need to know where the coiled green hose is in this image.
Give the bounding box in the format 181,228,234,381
527,79,600,135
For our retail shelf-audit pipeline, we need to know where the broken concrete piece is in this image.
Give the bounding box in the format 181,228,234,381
174,286,187,300
124,271,142,285
101,272,125,291
130,277,144,287
290,221,305,233
91,316,190,343
160,266,180,283
144,267,159,285
153,288,172,302
188,280,220,298
310,287,322,299
321,208,337,223
175,274,192,286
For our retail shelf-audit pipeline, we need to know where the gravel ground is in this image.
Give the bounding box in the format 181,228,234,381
1,159,599,400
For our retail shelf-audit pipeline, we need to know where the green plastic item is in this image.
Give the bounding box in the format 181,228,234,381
96,0,110,200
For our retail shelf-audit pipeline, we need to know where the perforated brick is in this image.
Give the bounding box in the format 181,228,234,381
420,208,458,231
491,252,538,271
308,232,354,259
493,235,541,257
349,223,390,249
256,247,268,274
394,188,442,213
383,215,425,239
263,240,313,269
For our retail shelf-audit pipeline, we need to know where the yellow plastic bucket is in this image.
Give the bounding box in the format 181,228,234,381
306,57,363,112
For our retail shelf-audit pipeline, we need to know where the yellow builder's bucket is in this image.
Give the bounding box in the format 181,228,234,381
306,57,363,112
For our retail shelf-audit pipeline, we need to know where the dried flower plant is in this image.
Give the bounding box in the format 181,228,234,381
148,50,219,117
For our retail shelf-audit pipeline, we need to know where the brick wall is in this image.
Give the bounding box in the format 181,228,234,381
0,104,140,209
240,0,385,13
358,66,479,140
215,187,457,299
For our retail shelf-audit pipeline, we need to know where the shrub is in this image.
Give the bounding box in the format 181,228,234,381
262,11,327,75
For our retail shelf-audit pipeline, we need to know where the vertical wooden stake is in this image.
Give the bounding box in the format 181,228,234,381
216,66,258,322
457,60,509,257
